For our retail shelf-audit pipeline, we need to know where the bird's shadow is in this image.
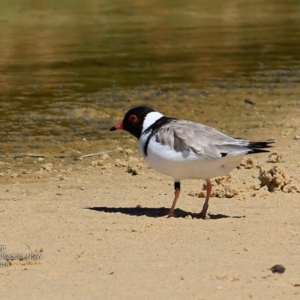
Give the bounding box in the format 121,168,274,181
86,206,245,220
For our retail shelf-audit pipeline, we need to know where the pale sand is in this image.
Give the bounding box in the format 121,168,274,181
1,116,300,299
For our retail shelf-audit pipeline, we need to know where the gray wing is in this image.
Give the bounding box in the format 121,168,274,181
154,120,251,159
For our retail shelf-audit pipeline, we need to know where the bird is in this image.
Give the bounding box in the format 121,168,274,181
110,106,273,219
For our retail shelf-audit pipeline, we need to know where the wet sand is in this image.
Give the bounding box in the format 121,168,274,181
1,94,300,299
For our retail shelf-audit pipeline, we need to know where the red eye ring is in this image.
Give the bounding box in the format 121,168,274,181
128,114,138,123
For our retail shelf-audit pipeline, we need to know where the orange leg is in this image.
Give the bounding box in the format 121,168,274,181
196,179,212,219
163,182,180,218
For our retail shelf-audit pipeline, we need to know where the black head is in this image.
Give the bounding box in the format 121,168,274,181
110,106,155,139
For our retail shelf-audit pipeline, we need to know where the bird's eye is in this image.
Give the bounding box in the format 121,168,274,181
128,114,138,123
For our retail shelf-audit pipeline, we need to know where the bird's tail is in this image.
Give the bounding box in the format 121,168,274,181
247,140,275,154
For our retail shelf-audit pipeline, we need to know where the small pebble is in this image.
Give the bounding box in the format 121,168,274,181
127,165,138,175
115,159,127,167
125,148,134,155
269,264,285,274
101,154,110,160
294,135,300,140
40,163,53,172
91,160,104,167
245,99,255,105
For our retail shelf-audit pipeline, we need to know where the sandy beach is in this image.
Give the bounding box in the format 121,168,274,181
1,108,300,299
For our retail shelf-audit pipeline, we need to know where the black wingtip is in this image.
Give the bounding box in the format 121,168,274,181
247,140,275,154
109,126,116,131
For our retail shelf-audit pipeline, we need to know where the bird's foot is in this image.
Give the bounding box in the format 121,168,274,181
160,210,175,218
194,211,207,219
195,203,209,219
